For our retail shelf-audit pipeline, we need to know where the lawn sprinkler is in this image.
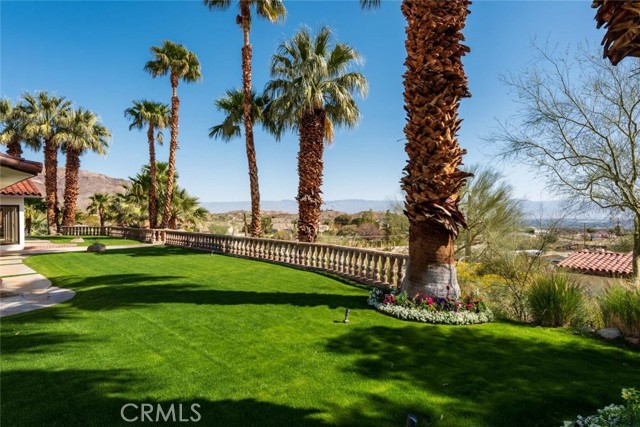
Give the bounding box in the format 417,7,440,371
343,308,350,324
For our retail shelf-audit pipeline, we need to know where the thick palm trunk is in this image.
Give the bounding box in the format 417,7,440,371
62,146,81,227
147,124,159,229
99,208,105,228
44,139,59,234
6,138,22,157
160,77,179,229
297,109,325,243
400,0,472,299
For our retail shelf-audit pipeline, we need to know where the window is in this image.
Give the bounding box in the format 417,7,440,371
0,205,19,245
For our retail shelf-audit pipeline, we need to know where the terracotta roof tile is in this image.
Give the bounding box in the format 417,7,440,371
0,179,42,197
559,250,633,276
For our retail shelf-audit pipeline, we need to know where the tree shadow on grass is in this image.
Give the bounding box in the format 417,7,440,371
325,324,640,426
41,274,368,312
93,246,204,258
1,368,382,427
1,331,90,355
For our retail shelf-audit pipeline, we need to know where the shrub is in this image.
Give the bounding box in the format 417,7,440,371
564,388,640,426
599,284,640,337
527,274,584,327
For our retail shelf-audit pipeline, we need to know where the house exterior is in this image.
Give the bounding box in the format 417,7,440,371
0,153,43,251
558,250,633,278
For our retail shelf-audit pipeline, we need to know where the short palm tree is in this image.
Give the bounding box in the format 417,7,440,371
144,41,202,229
168,188,209,230
124,100,171,228
209,88,270,235
358,0,472,299
0,99,32,157
87,193,111,228
593,0,640,65
21,92,72,234
60,108,111,227
203,0,286,237
265,26,367,242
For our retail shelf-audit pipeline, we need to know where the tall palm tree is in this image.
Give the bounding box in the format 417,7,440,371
124,100,171,228
593,0,640,65
203,0,286,237
87,193,112,228
265,26,368,243
359,0,472,299
0,99,32,157
21,92,72,234
60,108,111,227
209,89,270,235
144,41,202,229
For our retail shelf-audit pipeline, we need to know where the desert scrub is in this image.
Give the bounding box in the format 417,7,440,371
528,274,584,327
599,284,640,337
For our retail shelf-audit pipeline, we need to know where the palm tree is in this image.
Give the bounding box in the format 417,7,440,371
60,108,111,227
209,88,270,235
144,41,202,229
168,188,209,230
0,99,31,157
265,26,368,242
21,92,72,234
203,0,286,237
87,193,111,228
124,100,171,228
358,0,472,299
593,0,640,65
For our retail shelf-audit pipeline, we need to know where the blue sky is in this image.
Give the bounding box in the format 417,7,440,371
1,1,604,203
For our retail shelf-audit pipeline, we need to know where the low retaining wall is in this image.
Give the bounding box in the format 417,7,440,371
61,227,407,288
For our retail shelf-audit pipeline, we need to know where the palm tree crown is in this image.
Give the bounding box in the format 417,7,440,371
265,26,368,143
0,98,32,157
144,41,202,88
61,108,110,155
124,100,171,136
209,89,270,141
203,0,286,29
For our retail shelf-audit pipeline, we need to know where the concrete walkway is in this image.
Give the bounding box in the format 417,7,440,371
0,243,160,317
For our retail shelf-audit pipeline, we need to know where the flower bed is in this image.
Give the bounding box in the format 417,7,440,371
367,287,494,325
564,388,639,427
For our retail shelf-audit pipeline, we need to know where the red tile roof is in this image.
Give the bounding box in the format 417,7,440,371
0,179,42,197
559,250,633,276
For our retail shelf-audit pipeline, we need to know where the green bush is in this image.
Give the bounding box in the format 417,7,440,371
527,274,583,327
599,284,640,337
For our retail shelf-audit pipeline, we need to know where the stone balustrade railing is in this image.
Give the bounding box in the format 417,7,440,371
60,226,111,236
164,231,406,288
60,227,407,288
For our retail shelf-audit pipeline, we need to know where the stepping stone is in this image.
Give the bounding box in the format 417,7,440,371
0,287,75,317
0,259,24,266
0,264,36,277
0,274,51,293
0,255,25,261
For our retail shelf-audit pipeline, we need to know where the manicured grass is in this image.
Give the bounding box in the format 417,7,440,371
2,246,638,426
31,235,143,247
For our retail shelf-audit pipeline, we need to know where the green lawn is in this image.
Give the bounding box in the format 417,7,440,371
30,235,144,247
2,246,638,427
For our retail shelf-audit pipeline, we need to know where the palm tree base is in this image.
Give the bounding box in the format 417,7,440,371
401,221,461,299
401,263,460,300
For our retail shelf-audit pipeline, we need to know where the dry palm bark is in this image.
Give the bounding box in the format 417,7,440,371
593,0,640,65
62,146,81,227
147,124,159,229
297,109,326,243
400,0,472,299
44,141,59,234
161,76,180,229
240,2,262,237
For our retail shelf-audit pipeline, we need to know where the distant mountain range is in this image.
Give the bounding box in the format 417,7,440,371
202,199,396,214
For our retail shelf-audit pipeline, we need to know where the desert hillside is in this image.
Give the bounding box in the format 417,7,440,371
31,168,128,210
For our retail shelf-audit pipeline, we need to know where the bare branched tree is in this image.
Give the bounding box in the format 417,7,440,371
490,45,640,280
